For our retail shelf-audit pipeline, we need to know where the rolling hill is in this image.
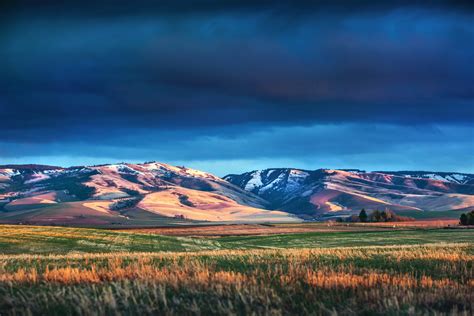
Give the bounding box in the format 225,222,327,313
0,163,299,225
2,163,473,224
224,168,474,218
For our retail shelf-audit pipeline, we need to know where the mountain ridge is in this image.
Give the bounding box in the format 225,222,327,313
1,163,473,224
224,168,474,218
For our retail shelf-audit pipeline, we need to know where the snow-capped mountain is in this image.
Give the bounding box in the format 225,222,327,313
2,163,473,223
0,162,298,225
224,168,474,218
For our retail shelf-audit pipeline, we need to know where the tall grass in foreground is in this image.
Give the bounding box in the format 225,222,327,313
0,243,472,315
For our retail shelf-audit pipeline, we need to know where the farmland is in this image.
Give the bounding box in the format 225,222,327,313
1,224,473,254
0,224,472,315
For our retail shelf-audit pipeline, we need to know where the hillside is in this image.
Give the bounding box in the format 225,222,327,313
375,171,474,185
224,168,474,218
2,163,473,223
0,163,298,225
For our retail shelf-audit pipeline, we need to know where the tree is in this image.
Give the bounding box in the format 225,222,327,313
381,210,395,222
359,209,368,222
370,210,382,222
460,211,474,226
468,211,474,225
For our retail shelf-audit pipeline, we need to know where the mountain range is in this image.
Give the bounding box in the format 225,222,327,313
225,168,474,219
0,162,473,226
0,163,295,226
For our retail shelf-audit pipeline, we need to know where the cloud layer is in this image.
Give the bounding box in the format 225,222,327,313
1,1,473,174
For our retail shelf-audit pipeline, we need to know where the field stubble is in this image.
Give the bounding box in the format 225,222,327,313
0,243,472,315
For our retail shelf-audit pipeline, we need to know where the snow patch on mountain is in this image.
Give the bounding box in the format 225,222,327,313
105,164,142,175
24,172,51,184
245,170,263,191
259,172,286,193
385,172,473,185
140,162,220,181
286,170,309,192
266,169,277,177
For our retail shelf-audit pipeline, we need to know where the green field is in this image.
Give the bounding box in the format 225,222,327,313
0,225,220,254
0,225,472,315
395,209,467,219
0,225,473,254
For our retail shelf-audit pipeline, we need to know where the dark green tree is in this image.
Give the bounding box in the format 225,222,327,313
467,211,474,225
359,209,368,222
460,213,468,225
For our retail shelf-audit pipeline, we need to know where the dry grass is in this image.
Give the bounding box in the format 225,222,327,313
0,243,472,315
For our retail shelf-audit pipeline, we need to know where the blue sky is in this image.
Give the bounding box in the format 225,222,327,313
0,0,473,175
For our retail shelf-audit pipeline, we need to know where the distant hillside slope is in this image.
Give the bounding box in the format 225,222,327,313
0,163,298,225
374,171,474,185
224,169,474,218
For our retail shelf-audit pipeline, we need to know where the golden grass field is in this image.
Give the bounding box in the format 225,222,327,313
0,224,472,315
0,244,472,315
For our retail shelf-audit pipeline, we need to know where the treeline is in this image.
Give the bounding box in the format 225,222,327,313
110,196,143,211
342,209,414,223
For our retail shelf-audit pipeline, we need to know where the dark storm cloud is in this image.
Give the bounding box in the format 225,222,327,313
2,10,473,130
4,0,474,16
0,0,473,172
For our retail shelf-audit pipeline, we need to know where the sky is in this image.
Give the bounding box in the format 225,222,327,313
0,0,473,176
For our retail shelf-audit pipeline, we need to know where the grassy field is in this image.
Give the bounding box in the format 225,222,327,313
0,225,221,254
1,224,474,254
0,225,472,315
395,209,467,219
115,220,458,237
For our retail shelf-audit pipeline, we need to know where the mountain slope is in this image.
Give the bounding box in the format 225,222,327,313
374,171,474,185
224,169,474,218
0,163,298,225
